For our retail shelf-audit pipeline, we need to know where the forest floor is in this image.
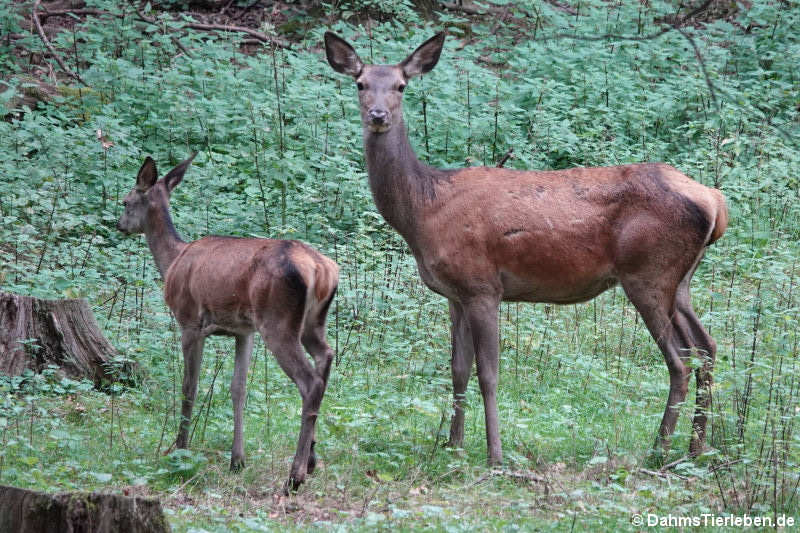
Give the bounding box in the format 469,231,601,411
2,0,799,531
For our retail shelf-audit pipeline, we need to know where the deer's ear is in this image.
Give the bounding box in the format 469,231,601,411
324,32,363,77
164,152,197,193
136,157,158,191
400,32,445,79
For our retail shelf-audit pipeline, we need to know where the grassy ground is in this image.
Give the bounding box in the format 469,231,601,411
1,1,799,530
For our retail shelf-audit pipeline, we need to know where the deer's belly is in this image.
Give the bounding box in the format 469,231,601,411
499,269,618,303
165,284,256,335
413,248,618,305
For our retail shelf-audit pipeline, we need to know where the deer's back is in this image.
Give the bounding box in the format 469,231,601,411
164,237,337,331
412,163,724,302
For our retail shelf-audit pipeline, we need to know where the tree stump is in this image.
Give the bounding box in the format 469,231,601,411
0,292,136,386
0,485,170,533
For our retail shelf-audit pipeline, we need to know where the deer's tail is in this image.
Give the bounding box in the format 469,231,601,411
707,188,728,246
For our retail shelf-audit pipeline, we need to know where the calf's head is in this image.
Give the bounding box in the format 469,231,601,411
117,153,196,234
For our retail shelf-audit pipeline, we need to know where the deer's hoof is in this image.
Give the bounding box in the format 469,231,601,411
283,475,304,496
307,444,317,475
230,457,245,472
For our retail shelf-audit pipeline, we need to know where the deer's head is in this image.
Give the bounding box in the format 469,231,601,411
324,32,445,134
117,153,196,234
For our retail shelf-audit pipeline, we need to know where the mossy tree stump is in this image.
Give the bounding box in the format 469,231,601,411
0,291,135,386
0,485,170,533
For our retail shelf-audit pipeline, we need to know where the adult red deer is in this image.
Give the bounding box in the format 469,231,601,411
324,32,728,464
117,153,339,491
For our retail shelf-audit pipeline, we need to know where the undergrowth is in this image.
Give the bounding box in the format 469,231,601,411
0,0,799,530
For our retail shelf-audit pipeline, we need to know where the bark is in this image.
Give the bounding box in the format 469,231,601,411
0,292,136,386
0,485,170,533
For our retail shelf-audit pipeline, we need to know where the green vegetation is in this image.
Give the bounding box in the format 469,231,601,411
1,1,798,530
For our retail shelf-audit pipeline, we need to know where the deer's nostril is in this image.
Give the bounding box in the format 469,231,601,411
369,109,388,124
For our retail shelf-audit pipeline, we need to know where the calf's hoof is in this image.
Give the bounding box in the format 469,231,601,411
487,453,503,467
645,446,667,469
689,435,709,457
444,438,463,450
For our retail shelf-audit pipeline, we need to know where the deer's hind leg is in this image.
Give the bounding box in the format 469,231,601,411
260,315,325,493
620,274,691,459
300,292,337,475
230,333,254,471
672,256,717,455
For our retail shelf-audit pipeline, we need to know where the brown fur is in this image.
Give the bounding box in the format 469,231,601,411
118,155,339,493
325,31,728,464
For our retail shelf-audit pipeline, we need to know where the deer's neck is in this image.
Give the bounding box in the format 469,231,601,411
145,202,186,278
363,119,450,245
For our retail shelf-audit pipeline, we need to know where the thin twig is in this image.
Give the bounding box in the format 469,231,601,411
496,148,514,168
231,1,265,21
675,26,718,109
219,0,236,15
171,36,193,58
709,458,743,473
31,0,87,86
541,0,713,43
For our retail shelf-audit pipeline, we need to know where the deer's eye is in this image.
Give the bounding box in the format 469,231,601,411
356,82,365,91
398,84,406,93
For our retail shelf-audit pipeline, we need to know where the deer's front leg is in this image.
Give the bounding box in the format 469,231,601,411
464,297,502,466
446,299,475,449
230,333,254,471
176,327,205,449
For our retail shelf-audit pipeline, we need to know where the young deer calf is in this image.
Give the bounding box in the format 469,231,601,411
117,153,339,491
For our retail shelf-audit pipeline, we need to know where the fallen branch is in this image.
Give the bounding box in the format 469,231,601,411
545,0,578,15
182,20,290,48
36,8,114,21
136,8,289,48
440,2,486,16
472,468,548,486
31,0,87,86
659,455,690,472
638,468,689,481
